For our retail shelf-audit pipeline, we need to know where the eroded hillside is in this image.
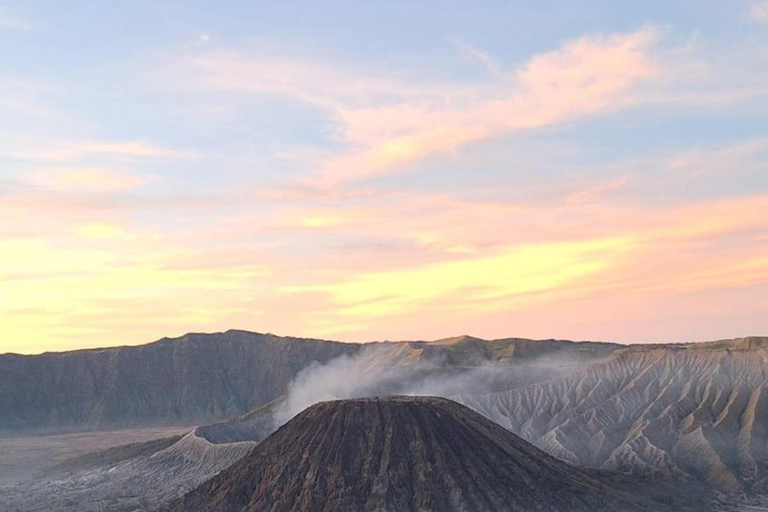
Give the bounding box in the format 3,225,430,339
457,337,768,494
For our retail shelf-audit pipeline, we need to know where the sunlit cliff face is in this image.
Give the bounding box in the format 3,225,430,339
2,2,768,353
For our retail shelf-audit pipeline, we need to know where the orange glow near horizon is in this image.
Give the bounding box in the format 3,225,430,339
2,19,767,354
3,190,767,354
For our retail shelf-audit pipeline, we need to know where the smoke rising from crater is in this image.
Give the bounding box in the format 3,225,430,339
274,343,584,426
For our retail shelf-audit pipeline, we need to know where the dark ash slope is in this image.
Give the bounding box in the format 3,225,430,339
170,396,700,512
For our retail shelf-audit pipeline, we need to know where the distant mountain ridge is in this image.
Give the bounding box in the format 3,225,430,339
0,330,358,433
1,330,764,438
0,330,623,433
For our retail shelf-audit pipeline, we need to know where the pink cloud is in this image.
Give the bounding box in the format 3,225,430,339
0,8,33,31
3,180,766,350
4,140,195,163
749,1,768,24
25,168,150,194
314,27,661,186
169,27,664,189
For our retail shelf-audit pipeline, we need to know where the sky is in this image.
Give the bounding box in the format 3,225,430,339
1,1,768,354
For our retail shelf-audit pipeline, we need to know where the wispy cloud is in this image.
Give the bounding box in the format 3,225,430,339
449,38,504,77
167,26,663,190
24,168,150,194
664,138,768,176
0,78,61,122
160,23,768,201
0,237,272,353
284,237,633,320
3,9,768,352
2,139,197,162
70,223,132,240
0,7,33,31
275,193,768,338
175,50,433,109
749,1,768,24
3,162,766,349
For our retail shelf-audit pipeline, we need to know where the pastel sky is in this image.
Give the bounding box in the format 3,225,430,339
2,1,768,354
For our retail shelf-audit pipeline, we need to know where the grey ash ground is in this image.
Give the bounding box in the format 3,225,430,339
2,332,768,511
